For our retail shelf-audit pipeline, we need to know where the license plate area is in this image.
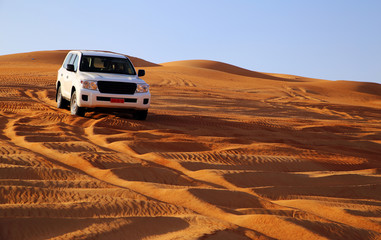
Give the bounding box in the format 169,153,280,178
110,98,124,103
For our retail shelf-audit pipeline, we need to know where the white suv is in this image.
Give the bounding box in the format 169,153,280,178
56,50,150,120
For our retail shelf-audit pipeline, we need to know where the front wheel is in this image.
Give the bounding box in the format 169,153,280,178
133,110,148,120
56,86,68,109
70,90,86,117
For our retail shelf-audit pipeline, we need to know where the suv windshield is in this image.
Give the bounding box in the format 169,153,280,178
80,56,136,75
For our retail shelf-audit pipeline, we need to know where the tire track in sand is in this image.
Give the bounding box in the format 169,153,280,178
1,114,330,239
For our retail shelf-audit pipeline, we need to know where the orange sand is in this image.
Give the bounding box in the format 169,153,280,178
0,50,380,239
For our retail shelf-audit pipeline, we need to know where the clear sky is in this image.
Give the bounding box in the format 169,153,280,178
1,0,380,83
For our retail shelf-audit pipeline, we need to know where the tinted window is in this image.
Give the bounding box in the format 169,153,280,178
80,56,136,75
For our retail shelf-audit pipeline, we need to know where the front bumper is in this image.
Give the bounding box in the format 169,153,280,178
77,88,150,110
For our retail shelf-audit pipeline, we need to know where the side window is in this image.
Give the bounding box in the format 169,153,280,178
70,54,79,71
63,53,73,69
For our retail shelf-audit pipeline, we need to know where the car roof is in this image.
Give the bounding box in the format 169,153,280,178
72,50,127,59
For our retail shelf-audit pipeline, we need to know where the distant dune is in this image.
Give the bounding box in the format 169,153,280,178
0,51,380,240
162,59,311,82
0,50,158,68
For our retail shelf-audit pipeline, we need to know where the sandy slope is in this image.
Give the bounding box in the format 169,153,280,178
0,50,380,240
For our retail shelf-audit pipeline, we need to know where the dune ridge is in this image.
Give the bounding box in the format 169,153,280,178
0,50,158,68
0,51,380,239
161,59,326,82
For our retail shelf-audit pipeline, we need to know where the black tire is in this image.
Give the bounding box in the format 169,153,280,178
70,90,85,117
133,110,148,120
56,86,68,109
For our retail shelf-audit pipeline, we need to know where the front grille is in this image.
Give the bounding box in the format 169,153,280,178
97,81,137,94
96,97,137,103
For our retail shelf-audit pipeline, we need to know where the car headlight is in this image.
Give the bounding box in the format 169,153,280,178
136,83,149,93
81,80,98,90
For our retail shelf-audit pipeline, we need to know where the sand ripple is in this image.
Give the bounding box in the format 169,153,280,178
0,51,380,239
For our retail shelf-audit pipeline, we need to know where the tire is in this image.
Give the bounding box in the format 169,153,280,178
70,90,85,117
133,110,148,120
56,86,68,109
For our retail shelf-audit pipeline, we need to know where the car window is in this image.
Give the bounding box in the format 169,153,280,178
80,56,136,75
63,53,73,69
70,54,79,71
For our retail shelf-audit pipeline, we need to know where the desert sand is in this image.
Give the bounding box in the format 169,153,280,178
0,50,380,240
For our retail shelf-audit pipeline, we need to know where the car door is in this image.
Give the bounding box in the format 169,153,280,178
59,53,73,98
63,53,79,98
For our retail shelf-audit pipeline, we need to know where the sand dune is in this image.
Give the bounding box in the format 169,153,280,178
161,60,315,82
0,51,380,239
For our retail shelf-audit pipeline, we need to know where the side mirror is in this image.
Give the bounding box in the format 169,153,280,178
138,69,145,77
67,64,75,72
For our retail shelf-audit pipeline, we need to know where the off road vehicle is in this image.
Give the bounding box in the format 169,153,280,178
56,50,150,120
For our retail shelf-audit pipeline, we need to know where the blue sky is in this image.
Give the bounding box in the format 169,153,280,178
0,0,380,83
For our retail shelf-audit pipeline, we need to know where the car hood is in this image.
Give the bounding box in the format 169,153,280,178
78,72,145,83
